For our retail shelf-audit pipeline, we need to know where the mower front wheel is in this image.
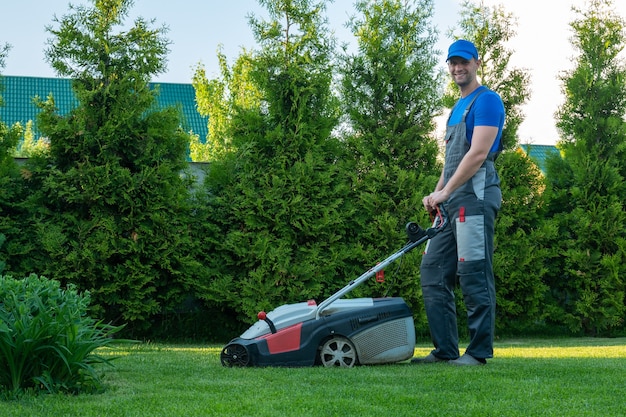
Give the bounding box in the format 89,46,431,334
221,343,250,367
319,336,358,368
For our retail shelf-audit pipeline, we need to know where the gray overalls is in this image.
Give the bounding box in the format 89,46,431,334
420,88,501,360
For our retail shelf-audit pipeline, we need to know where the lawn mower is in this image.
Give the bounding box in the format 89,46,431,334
220,205,448,368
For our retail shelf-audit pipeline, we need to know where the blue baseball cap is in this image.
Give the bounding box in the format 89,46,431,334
447,39,479,61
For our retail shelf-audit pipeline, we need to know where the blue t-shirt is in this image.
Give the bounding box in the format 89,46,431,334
448,86,505,153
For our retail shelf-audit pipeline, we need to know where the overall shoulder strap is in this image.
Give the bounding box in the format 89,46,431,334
461,86,487,121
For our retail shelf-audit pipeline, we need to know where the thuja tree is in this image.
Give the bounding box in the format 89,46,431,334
194,0,357,322
337,0,443,329
0,44,30,276
26,0,199,331
543,0,626,335
451,1,548,333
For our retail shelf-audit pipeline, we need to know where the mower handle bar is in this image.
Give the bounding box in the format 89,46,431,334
315,204,448,319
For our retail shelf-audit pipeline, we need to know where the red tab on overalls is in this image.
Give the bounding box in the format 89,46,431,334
459,207,465,262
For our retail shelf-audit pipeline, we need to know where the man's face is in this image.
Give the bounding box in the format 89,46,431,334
447,57,479,88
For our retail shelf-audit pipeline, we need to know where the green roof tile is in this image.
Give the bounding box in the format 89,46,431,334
519,144,561,174
0,75,208,139
152,82,208,138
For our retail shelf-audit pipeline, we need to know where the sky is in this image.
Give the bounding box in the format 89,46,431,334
2,0,626,145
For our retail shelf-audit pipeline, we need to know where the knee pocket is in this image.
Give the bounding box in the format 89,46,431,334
420,262,443,288
459,270,490,308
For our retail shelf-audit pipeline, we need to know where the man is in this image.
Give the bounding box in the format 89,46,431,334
412,39,505,366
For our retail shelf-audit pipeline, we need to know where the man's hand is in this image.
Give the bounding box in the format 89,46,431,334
423,189,450,212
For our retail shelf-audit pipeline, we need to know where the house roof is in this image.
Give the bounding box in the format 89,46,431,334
518,144,561,174
0,75,208,139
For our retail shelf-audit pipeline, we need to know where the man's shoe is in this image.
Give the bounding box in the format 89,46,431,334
410,352,449,364
449,353,486,366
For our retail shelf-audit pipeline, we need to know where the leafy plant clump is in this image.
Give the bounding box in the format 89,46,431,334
0,274,129,398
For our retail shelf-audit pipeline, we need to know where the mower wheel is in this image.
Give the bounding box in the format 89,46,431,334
221,343,250,367
319,336,358,368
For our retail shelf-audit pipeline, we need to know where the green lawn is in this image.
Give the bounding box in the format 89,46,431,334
3,338,626,417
